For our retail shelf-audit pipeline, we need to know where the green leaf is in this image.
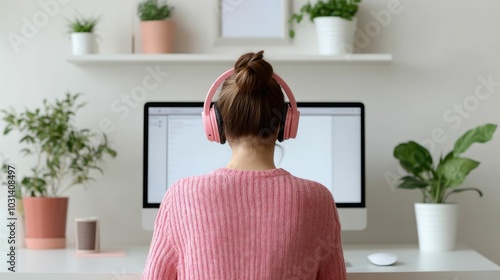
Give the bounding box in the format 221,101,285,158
20,135,35,144
441,151,455,165
438,157,480,188
397,176,429,189
106,147,117,158
394,141,433,176
3,126,12,135
443,188,483,203
20,148,31,156
453,124,497,155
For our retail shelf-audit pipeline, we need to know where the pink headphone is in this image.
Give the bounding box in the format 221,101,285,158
202,68,300,144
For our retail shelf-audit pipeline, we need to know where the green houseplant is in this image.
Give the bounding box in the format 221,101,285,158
67,15,100,55
394,123,497,203
289,0,361,55
137,0,173,21
67,15,99,33
1,93,116,249
137,0,175,53
393,123,497,251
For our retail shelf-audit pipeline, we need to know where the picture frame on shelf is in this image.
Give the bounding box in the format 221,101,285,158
213,0,291,45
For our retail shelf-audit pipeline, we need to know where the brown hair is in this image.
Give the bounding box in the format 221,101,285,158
216,50,285,143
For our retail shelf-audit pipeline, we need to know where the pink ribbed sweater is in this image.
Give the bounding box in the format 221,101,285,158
143,168,346,280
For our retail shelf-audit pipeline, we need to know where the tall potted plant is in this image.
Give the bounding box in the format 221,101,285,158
290,0,361,55
1,93,116,249
67,15,100,55
393,124,497,252
137,0,175,54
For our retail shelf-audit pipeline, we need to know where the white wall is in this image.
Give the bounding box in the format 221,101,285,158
1,0,499,264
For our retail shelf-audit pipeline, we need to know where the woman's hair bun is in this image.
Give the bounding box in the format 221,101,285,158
234,50,274,93
217,50,285,141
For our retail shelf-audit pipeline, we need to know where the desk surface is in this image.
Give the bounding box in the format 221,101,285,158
1,244,498,280
343,244,499,273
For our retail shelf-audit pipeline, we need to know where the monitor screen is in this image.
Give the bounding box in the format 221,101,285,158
143,102,366,230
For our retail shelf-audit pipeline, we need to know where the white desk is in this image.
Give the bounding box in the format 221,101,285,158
343,244,500,280
1,244,498,280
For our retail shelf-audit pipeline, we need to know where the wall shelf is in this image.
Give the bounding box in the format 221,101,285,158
66,53,393,66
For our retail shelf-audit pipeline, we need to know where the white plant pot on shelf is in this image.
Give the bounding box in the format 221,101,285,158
415,203,459,252
71,33,96,55
314,17,357,55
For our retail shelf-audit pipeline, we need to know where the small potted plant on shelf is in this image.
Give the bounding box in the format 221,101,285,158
67,14,100,55
137,0,175,54
393,123,497,252
0,93,116,249
289,0,361,55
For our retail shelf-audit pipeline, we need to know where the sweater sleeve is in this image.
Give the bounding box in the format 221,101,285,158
316,192,347,280
142,190,178,280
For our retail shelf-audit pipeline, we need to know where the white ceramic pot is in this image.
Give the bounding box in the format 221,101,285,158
313,17,357,55
415,203,459,252
71,33,96,55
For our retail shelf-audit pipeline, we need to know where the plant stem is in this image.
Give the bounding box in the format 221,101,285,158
435,177,442,203
420,189,427,203
54,159,70,196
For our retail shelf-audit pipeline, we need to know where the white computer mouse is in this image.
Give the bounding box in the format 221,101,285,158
367,252,398,266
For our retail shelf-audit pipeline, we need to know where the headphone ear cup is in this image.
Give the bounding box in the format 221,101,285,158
207,103,219,143
286,104,299,140
214,104,226,144
277,103,288,142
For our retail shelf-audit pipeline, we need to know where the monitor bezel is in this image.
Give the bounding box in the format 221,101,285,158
143,102,365,209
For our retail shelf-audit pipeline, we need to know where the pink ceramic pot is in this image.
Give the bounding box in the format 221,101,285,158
141,20,175,54
23,197,68,249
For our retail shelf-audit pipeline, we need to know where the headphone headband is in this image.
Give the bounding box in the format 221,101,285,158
202,69,298,116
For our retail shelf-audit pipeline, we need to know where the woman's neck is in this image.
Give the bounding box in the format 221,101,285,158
226,139,276,171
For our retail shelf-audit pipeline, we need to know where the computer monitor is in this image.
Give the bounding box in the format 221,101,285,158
143,102,366,230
